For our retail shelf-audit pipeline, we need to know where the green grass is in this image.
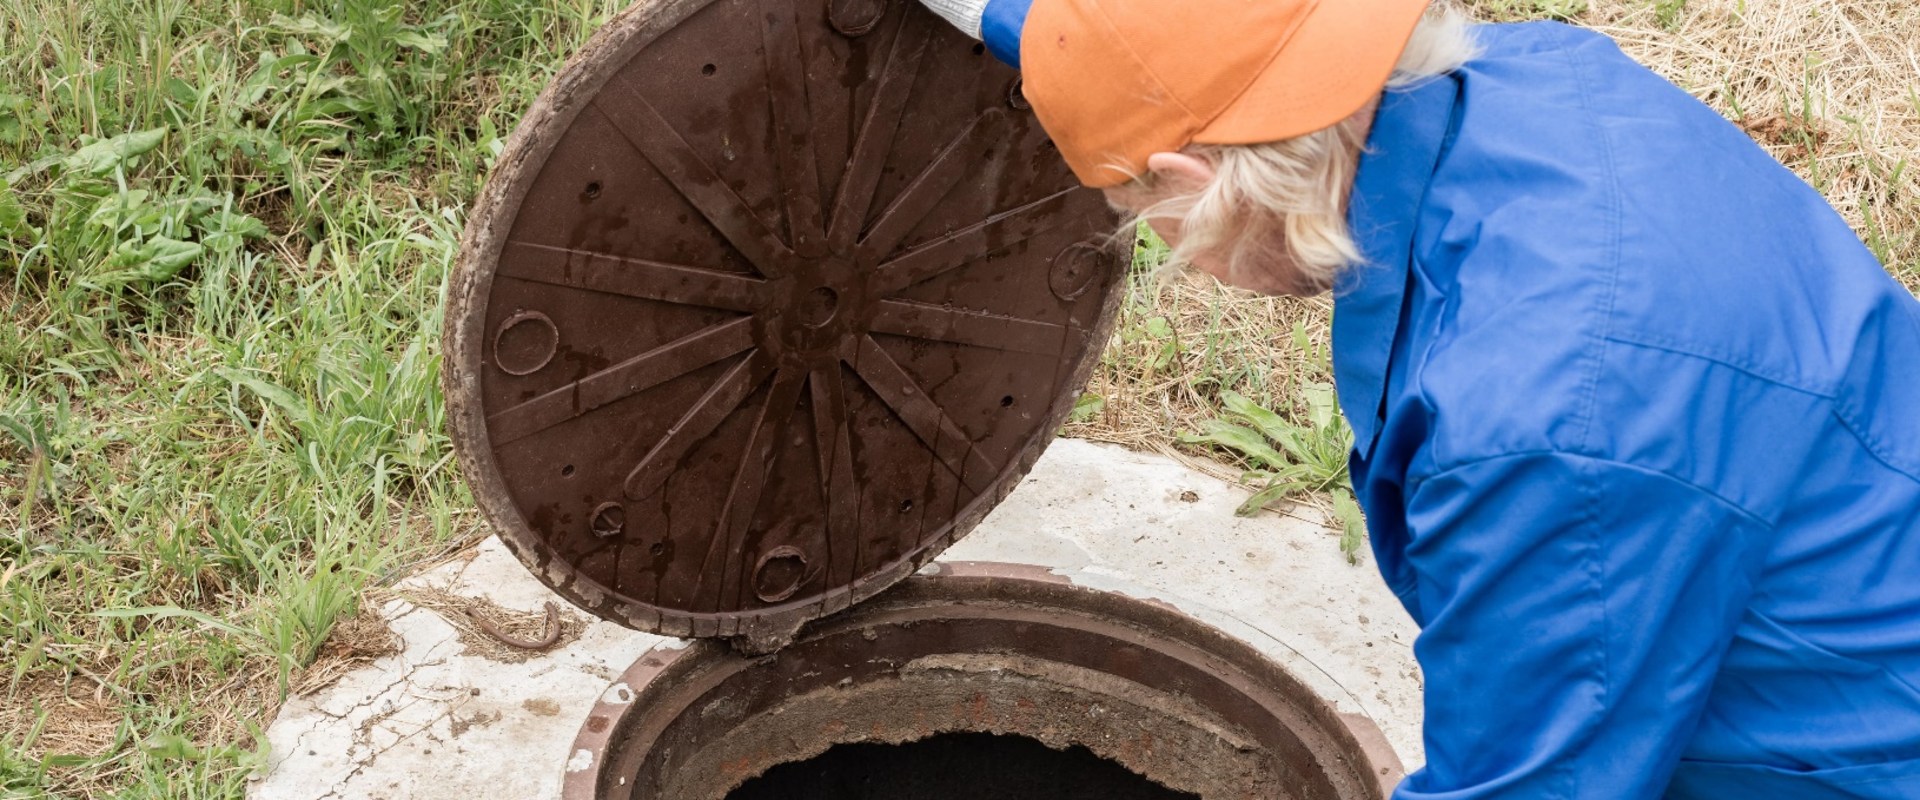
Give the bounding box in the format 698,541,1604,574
0,0,627,794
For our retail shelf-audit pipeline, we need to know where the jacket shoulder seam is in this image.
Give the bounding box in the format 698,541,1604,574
1604,333,1837,397
1556,25,1626,459
1408,450,1779,532
1602,336,1920,480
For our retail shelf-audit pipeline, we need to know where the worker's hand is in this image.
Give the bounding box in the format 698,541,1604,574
918,0,992,39
915,0,1029,67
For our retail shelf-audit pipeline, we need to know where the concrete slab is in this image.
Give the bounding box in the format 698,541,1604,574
251,439,1423,799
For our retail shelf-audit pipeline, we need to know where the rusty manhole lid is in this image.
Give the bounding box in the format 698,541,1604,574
445,0,1123,646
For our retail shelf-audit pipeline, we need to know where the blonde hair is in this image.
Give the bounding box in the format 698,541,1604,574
1119,7,1481,289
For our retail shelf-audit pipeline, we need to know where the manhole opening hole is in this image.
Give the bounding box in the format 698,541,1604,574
567,564,1401,800
726,732,1197,800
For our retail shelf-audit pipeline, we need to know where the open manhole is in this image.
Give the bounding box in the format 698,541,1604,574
728,732,1198,799
564,564,1402,800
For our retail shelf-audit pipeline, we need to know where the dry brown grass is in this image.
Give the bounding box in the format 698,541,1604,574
288,600,402,697
5,676,124,764
1584,0,1920,285
1073,0,1920,460
1063,269,1334,481
3,657,278,795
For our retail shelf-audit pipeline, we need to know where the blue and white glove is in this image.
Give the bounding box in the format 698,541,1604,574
918,0,1034,68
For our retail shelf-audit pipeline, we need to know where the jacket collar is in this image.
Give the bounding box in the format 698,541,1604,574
1333,74,1461,458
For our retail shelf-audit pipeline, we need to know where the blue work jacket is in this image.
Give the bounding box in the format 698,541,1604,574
1336,21,1920,800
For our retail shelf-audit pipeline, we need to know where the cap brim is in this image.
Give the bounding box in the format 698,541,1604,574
1195,0,1430,147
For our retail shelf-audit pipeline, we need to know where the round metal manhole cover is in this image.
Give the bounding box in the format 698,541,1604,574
445,0,1124,644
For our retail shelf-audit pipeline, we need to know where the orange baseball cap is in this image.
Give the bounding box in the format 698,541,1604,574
1020,0,1432,188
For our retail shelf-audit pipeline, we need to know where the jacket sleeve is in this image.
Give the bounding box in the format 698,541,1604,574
1392,452,1771,799
914,0,1032,67
917,0,988,38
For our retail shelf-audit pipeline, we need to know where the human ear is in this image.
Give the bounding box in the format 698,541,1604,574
1144,152,1216,192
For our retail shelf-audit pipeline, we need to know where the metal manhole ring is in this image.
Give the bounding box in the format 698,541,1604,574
444,0,1125,647
565,564,1405,800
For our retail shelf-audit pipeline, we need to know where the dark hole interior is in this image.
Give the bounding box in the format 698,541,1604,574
724,732,1199,800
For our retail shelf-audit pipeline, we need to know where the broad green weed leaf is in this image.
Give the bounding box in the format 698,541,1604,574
1332,489,1368,564
0,93,22,144
140,733,204,761
0,413,44,451
1220,390,1324,463
236,721,275,771
393,30,448,53
1303,382,1339,432
65,127,168,176
165,76,199,108
1237,480,1308,517
199,209,269,252
104,235,203,284
1273,427,1313,464
1178,420,1289,471
1220,390,1296,446
88,189,154,228
1069,392,1105,424
270,13,352,43
0,179,27,238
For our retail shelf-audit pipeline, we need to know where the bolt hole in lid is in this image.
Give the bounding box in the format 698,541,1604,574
443,0,1124,651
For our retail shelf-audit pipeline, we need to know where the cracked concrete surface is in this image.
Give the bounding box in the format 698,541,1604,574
251,440,1423,798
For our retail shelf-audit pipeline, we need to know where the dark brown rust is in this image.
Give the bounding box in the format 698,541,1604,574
564,564,1404,800
444,0,1124,646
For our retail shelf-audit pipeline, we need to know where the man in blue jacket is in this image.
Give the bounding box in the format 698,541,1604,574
920,0,1920,797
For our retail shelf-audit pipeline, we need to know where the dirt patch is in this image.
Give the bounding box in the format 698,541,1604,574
1738,113,1835,162
449,709,502,738
294,600,403,696
2,675,122,762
